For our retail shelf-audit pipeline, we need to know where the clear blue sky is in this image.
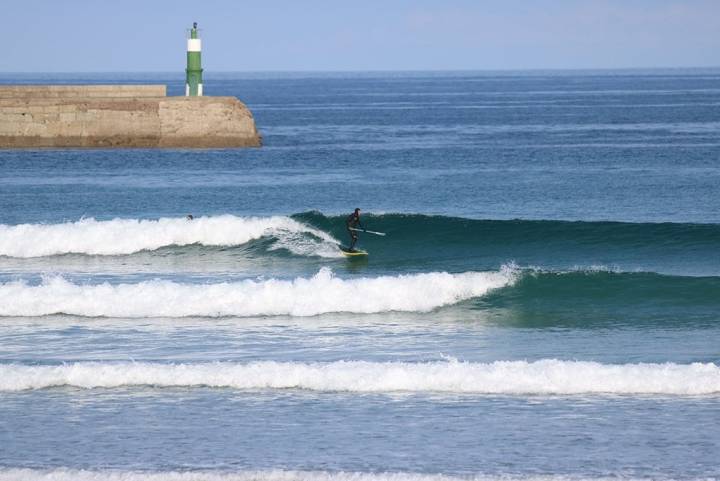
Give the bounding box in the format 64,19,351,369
5,0,720,72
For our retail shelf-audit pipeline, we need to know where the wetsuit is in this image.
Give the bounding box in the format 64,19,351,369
346,212,363,250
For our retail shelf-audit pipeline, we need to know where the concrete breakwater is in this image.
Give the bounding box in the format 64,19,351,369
0,85,261,148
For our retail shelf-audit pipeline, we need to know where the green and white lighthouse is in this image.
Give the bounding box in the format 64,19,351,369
185,22,203,96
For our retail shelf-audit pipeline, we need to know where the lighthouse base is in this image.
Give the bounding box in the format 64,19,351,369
185,83,203,97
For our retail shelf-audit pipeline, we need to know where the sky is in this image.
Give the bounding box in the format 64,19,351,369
4,0,720,72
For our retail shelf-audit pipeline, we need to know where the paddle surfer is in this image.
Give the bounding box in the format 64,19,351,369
346,208,364,251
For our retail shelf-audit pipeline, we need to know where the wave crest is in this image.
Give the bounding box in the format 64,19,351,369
0,215,341,258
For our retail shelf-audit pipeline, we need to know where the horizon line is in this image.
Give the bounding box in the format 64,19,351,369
1,66,720,75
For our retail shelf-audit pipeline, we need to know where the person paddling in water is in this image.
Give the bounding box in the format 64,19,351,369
346,208,364,251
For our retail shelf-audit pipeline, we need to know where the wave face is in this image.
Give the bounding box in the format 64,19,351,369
0,215,341,258
2,359,718,395
481,270,720,308
296,212,720,275
0,268,515,318
297,212,720,249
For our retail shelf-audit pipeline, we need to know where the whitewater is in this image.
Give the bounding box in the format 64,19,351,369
0,267,515,317
2,359,718,395
0,215,341,258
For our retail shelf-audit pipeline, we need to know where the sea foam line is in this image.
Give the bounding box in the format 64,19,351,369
2,469,709,481
2,359,718,395
0,215,341,258
0,268,514,318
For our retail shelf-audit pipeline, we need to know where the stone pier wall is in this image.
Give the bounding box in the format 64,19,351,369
0,85,261,148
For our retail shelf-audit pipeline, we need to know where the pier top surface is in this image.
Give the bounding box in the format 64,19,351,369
0,85,167,99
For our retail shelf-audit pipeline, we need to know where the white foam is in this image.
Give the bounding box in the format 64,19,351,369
1,359,718,395
0,268,514,318
0,215,341,258
0,469,694,481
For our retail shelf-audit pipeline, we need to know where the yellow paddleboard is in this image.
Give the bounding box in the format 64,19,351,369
340,246,368,256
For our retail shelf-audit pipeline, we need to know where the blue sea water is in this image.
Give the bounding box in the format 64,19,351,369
0,70,719,481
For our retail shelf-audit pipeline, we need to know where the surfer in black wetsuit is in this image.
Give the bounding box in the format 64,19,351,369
346,208,363,251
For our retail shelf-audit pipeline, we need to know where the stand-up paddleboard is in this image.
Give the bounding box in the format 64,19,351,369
340,246,368,256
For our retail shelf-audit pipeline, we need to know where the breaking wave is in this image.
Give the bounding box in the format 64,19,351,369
0,215,342,258
0,267,516,318
2,359,717,395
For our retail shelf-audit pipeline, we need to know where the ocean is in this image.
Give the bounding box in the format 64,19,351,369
0,70,719,481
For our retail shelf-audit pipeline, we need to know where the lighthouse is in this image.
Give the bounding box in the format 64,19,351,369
186,22,203,96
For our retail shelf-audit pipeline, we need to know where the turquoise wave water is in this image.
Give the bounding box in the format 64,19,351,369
474,270,720,328
487,270,720,306
295,212,720,275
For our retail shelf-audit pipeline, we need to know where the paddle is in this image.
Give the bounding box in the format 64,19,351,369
349,227,386,236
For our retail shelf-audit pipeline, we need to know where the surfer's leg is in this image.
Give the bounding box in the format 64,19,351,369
349,230,358,250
